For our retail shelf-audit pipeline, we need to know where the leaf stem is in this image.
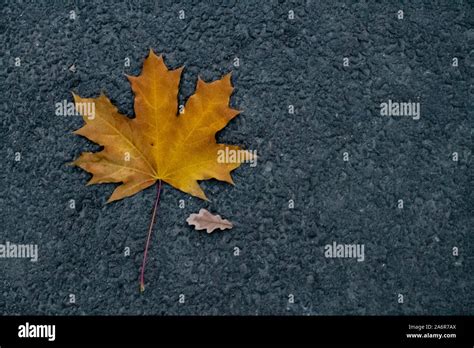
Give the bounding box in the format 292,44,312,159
139,179,162,292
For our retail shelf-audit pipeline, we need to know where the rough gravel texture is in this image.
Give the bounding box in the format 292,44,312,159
0,0,472,315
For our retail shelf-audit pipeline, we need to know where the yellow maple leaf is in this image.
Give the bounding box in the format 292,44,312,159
72,50,252,202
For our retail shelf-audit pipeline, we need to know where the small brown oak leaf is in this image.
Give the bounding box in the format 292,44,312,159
186,208,233,233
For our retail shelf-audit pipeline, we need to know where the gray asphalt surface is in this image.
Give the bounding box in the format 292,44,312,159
0,0,472,315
